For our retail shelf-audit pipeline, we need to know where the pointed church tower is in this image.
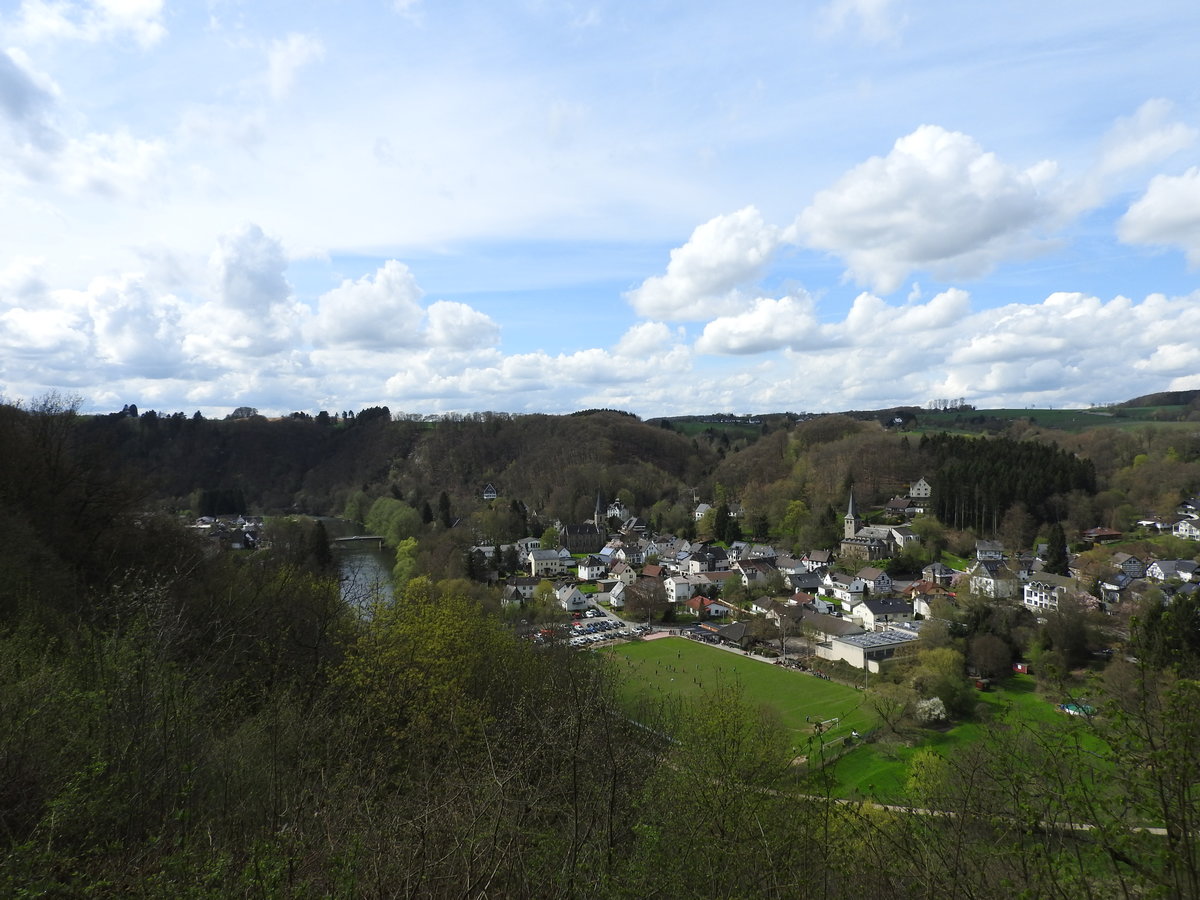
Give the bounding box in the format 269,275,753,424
594,491,604,528
844,488,861,539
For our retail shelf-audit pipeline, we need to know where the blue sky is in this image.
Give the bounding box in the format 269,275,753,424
2,0,1199,418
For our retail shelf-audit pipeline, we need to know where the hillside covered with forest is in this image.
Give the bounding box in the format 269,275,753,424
2,393,1200,896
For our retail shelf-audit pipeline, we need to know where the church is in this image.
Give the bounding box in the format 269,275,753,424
839,490,919,562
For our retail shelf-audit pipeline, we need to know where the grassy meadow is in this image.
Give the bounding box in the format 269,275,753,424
829,674,1079,802
608,647,1095,805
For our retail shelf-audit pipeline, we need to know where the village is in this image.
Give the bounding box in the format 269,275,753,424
474,477,1200,674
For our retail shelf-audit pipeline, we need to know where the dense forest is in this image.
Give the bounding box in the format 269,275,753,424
2,395,1200,896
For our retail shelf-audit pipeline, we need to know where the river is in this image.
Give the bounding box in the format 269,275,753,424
323,518,395,608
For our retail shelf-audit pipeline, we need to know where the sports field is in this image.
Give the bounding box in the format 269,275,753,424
609,637,873,754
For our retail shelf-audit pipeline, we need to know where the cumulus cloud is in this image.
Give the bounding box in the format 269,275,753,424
796,125,1057,294
625,206,783,320
842,286,970,336
311,260,500,352
684,287,1200,413
426,300,500,348
313,260,425,349
1118,167,1200,266
10,0,166,47
212,225,291,312
267,33,325,100
381,320,692,411
85,274,185,375
695,294,826,355
183,225,305,361
615,321,681,358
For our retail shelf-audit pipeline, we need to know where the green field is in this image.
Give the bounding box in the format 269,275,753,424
609,644,1110,802
609,637,873,756
829,674,1072,801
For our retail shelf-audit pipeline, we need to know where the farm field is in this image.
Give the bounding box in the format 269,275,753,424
609,637,872,757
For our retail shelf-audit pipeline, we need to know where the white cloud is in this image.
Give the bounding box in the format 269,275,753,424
625,206,783,320
267,33,325,101
842,287,970,336
695,293,826,355
58,129,166,195
820,0,905,42
85,273,184,375
0,255,50,303
426,300,500,349
0,303,87,358
0,48,60,152
10,0,166,47
380,321,693,412
183,225,306,362
0,50,165,196
1118,167,1200,266
211,224,291,312
313,260,425,349
1097,99,1196,177
615,321,680,358
311,260,500,352
796,125,1057,294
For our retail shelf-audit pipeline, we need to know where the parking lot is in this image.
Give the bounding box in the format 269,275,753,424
566,606,650,647
524,605,652,648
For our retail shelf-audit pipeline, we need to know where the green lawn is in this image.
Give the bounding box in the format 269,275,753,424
610,637,873,754
829,674,1074,801
941,552,970,571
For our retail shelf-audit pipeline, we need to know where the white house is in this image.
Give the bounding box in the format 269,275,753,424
1022,573,1079,613
1147,560,1198,582
556,584,589,611
609,561,637,585
967,559,1020,599
529,549,565,578
578,555,607,581
856,566,893,595
734,558,778,586
686,596,733,618
976,540,1004,560
1175,518,1200,541
665,573,709,603
822,571,866,605
856,598,914,631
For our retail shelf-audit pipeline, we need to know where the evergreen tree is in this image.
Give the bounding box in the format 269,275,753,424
1043,521,1069,575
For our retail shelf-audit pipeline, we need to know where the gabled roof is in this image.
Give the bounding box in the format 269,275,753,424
862,598,913,616
718,622,748,642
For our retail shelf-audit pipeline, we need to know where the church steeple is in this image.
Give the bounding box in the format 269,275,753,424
844,488,861,539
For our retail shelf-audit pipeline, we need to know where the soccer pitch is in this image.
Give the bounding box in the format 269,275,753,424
609,637,873,750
